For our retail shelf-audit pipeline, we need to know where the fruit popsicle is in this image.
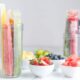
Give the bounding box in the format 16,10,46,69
9,18,14,48
68,10,78,55
0,4,7,26
69,21,78,55
0,4,7,74
13,11,22,76
2,24,13,76
14,24,22,76
70,35,78,55
8,10,14,48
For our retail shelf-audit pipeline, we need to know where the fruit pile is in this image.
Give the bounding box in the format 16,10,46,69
30,57,53,66
47,54,65,60
63,56,80,67
35,49,51,58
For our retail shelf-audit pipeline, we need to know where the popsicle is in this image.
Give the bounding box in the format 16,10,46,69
1,4,7,26
9,18,14,48
64,10,79,57
13,11,22,76
0,4,7,74
68,11,78,55
13,24,22,76
2,23,13,76
8,10,14,48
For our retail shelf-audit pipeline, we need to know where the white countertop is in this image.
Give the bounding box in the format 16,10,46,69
0,70,79,80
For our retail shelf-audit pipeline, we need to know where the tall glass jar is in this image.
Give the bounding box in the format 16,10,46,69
0,23,23,78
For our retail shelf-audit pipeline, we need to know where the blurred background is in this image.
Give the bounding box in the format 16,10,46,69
2,0,80,53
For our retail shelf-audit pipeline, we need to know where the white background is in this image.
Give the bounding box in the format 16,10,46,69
1,1,80,80
2,0,80,51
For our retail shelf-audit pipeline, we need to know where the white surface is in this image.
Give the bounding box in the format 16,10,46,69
0,70,79,80
2,0,80,48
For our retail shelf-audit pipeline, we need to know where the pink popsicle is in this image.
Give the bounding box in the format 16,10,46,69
68,12,78,55
70,36,77,55
3,24,13,76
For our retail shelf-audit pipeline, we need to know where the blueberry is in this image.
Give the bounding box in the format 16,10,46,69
57,55,61,59
54,57,58,60
60,57,64,59
46,54,53,59
48,54,52,57
52,55,55,59
54,55,59,60
53,54,56,56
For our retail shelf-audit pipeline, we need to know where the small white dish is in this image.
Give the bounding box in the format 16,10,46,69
52,59,65,71
29,64,54,77
22,59,30,70
61,65,80,78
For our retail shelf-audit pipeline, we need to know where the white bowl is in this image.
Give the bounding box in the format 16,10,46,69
52,59,65,71
22,59,29,70
29,64,54,77
61,65,80,78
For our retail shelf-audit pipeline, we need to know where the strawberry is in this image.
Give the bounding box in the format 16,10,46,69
77,58,80,66
70,61,77,67
39,60,48,66
33,60,38,65
30,59,38,65
66,57,73,62
40,57,52,65
30,56,52,66
45,59,52,65
63,63,67,66
63,60,69,66
64,57,79,67
39,64,44,66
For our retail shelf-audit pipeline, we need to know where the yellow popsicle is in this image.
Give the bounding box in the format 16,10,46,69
0,4,7,75
1,7,7,25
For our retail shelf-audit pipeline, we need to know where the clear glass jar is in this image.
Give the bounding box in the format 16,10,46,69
0,23,23,78
64,32,80,57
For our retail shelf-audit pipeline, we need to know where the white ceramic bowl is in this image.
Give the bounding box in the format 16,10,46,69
29,64,54,77
22,59,29,70
61,65,80,78
52,59,65,71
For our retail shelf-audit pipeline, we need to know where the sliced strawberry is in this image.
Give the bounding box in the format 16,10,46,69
77,58,80,66
33,61,38,65
63,57,80,67
31,59,38,65
45,59,52,65
40,57,52,65
40,60,49,66
66,57,73,62
39,64,45,66
77,62,80,66
77,58,80,61
70,61,77,67
63,63,67,66
63,61,69,66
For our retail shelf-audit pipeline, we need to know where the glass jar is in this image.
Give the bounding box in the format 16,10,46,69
0,23,23,78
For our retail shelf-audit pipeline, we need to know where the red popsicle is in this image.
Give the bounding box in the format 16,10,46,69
3,23,13,76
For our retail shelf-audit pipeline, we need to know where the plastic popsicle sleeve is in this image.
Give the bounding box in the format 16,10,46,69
0,4,6,74
0,4,14,76
0,4,7,26
2,23,13,76
13,11,22,76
